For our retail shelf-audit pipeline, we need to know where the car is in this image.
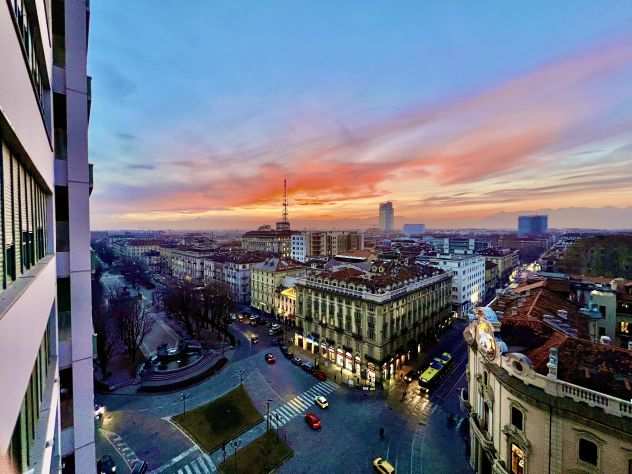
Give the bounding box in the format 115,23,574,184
97,455,117,474
304,412,321,430
271,323,281,330
301,361,314,372
94,403,105,419
313,370,327,381
315,395,328,408
292,356,302,365
438,351,453,365
403,369,419,383
268,326,282,336
131,461,148,474
251,335,259,344
264,353,276,364
372,457,396,474
280,345,289,354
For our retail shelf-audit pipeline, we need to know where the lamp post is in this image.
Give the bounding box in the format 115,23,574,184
266,399,273,432
232,439,241,473
181,392,189,415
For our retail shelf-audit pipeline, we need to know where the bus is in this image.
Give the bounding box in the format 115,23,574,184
418,358,445,392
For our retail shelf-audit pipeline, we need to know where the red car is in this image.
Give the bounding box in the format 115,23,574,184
304,412,321,430
313,370,327,381
264,353,276,364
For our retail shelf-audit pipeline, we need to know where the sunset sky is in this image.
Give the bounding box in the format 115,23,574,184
88,1,632,230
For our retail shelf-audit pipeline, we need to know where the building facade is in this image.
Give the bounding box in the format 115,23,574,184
463,294,632,474
241,228,294,257
518,215,548,237
378,201,394,232
294,262,452,385
479,248,520,282
160,246,214,282
202,252,268,304
290,230,364,263
420,254,486,316
1,0,95,472
250,257,305,315
402,224,425,236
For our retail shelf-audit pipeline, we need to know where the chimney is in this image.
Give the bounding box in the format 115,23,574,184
547,347,559,379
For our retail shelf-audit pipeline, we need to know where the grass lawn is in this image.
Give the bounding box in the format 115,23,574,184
172,385,263,453
219,431,293,474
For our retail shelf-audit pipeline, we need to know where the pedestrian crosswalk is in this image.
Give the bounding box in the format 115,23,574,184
174,454,216,474
152,450,216,474
266,381,338,429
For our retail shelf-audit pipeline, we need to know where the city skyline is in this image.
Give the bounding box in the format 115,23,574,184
89,2,632,230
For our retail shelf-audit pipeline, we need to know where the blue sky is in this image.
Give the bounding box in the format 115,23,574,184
88,1,632,229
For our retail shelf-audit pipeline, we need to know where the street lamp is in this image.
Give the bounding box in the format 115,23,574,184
232,439,241,473
181,392,190,415
266,399,273,432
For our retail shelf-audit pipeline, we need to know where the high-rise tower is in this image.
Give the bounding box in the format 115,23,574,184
379,201,395,232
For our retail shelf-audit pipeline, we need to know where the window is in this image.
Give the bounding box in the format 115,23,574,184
511,406,523,431
578,438,598,466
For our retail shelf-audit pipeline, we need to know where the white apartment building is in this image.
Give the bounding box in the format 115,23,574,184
1,1,95,472
116,239,161,260
420,254,486,315
291,230,364,262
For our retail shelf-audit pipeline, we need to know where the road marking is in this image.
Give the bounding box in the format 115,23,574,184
191,460,202,474
100,429,141,470
266,381,337,428
184,466,193,474
152,446,199,473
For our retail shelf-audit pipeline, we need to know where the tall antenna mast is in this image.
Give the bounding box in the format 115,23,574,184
282,177,288,223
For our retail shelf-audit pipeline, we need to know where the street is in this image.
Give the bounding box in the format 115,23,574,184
95,315,472,473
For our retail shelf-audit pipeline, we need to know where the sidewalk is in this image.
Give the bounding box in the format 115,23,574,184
207,420,268,466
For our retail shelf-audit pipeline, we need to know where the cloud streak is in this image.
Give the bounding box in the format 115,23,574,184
95,33,632,227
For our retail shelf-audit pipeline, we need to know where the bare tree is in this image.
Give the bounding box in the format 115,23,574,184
202,281,233,334
93,302,116,377
109,288,150,365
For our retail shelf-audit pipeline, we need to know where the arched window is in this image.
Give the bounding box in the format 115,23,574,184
578,438,598,466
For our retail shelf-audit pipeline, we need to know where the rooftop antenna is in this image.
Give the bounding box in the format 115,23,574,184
282,178,288,223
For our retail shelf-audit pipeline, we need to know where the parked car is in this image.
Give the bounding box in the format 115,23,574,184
301,361,314,372
315,395,328,409
313,370,327,381
403,369,419,384
97,455,117,474
304,412,321,430
265,353,276,364
280,345,289,355
268,326,282,336
94,403,105,419
131,461,148,474
292,356,302,365
251,335,259,344
372,457,396,474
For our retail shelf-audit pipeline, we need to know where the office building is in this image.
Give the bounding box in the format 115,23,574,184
241,226,295,257
463,286,632,474
290,230,364,263
379,202,394,232
425,236,490,255
402,224,425,236
294,261,452,385
1,0,95,472
420,254,486,315
518,214,548,237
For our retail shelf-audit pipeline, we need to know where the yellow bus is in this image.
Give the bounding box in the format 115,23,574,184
418,359,445,392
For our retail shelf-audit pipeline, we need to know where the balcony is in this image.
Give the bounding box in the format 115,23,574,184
470,413,494,452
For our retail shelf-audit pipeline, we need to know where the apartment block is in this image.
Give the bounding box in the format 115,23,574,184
463,286,632,474
202,251,268,304
420,254,486,316
250,257,305,315
1,0,94,472
294,261,452,385
291,230,364,263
